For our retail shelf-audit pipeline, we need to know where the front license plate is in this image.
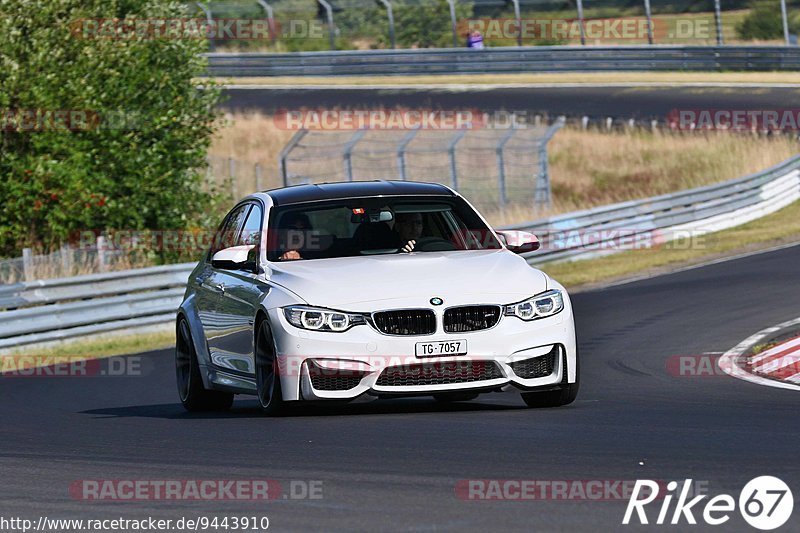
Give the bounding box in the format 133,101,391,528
415,340,467,357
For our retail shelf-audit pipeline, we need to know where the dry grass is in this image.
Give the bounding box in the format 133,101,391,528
539,127,798,219
208,112,296,195
209,113,798,226
3,327,175,361
0,249,156,284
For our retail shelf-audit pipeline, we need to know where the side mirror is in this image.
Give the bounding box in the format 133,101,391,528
211,245,258,272
496,230,540,254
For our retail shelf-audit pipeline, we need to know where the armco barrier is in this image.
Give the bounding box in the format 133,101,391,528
205,46,800,77
0,154,798,348
512,155,800,265
0,263,195,349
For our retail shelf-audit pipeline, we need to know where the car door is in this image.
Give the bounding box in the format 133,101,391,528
206,201,268,376
196,203,250,364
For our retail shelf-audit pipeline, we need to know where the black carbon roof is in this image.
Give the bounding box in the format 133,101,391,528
265,181,455,206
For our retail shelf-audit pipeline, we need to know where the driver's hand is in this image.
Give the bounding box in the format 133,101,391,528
401,240,416,253
280,250,302,260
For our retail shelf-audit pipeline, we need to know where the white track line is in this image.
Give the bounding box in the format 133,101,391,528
751,335,800,365
753,353,800,374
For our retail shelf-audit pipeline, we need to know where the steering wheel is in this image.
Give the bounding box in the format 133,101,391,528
410,236,457,252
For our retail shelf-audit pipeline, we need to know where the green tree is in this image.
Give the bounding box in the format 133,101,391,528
0,0,221,259
736,1,800,40
394,0,474,48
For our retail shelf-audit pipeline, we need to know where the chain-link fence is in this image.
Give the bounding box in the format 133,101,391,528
189,0,800,51
277,118,564,214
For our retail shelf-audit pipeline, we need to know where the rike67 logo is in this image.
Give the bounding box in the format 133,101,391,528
623,477,794,530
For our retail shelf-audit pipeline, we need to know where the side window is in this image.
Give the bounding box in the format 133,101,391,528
209,204,251,259
238,204,263,247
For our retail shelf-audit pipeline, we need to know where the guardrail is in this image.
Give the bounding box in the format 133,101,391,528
0,263,194,349
206,46,800,77
1,154,799,349
512,155,800,265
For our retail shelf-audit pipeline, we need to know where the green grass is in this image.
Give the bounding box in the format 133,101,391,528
8,329,175,364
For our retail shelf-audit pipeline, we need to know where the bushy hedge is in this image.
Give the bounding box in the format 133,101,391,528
736,0,800,40
0,0,221,259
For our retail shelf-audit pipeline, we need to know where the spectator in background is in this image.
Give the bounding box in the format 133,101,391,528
467,30,484,49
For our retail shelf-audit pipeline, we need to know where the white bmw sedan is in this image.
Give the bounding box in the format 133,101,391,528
176,181,578,414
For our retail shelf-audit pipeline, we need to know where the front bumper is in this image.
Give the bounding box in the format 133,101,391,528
267,303,576,402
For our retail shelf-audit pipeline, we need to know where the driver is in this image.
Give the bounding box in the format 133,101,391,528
393,212,424,253
278,212,312,261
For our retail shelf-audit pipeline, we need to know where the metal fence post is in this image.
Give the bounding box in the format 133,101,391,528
343,130,368,181
780,0,790,45
256,0,277,45
713,0,724,45
22,248,33,281
447,0,458,48
397,128,419,180
447,130,467,190
535,116,566,209
643,0,654,44
255,162,263,191
317,0,336,50
97,236,107,273
511,0,522,46
496,127,517,207
576,0,586,45
195,2,215,52
60,244,72,276
279,130,308,187
228,157,238,199
378,0,396,49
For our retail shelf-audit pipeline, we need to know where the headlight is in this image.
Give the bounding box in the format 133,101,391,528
283,306,366,332
505,289,564,321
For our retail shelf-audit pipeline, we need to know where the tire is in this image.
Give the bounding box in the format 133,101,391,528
176,317,234,412
521,350,580,408
255,319,285,416
433,392,479,403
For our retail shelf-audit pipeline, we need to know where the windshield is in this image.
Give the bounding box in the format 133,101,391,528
266,196,501,262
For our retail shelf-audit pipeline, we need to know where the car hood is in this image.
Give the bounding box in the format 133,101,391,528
267,249,548,311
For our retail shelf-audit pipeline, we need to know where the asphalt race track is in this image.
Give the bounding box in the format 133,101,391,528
220,86,800,120
1,244,799,531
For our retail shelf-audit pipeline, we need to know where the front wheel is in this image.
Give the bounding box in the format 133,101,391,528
521,351,579,408
176,318,233,412
255,320,285,416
